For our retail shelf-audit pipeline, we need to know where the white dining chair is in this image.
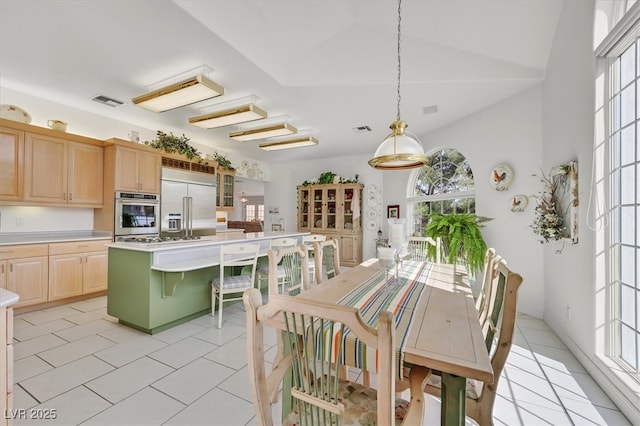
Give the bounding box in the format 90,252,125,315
302,234,326,283
257,237,298,290
211,243,259,329
407,236,441,263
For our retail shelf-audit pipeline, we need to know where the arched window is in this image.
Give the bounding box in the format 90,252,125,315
408,148,475,236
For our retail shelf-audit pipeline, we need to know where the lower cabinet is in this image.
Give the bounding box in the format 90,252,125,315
49,240,109,301
1,245,49,309
337,234,361,266
1,304,15,426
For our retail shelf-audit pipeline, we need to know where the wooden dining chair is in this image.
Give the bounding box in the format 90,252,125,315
312,238,341,284
266,245,311,296
243,288,431,426
475,248,501,325
407,236,441,264
258,237,298,290
302,234,326,283
211,243,260,329
422,258,523,426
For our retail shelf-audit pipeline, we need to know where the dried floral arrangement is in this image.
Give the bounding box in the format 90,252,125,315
301,172,359,186
530,166,571,243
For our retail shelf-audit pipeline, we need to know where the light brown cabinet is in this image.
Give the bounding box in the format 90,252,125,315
0,126,24,202
216,168,235,211
0,244,49,309
49,240,109,301
24,133,103,206
297,183,363,266
1,303,15,426
113,145,161,194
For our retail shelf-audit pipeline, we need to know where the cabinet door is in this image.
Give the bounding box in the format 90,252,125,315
49,254,83,300
310,187,325,230
137,151,160,193
7,256,48,308
82,251,108,293
339,235,359,265
0,261,6,289
0,126,24,201
297,187,310,230
325,186,338,231
222,172,234,208
68,142,103,206
24,134,67,203
114,147,140,192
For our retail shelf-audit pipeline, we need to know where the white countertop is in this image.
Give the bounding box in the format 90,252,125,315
0,288,19,308
0,230,112,246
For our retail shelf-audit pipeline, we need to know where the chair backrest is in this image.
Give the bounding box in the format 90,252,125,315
408,236,441,263
483,259,523,387
302,234,326,245
313,239,341,284
219,243,259,284
475,248,499,315
243,288,396,426
267,245,311,296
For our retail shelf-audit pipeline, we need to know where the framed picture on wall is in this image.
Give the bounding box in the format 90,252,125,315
387,205,399,218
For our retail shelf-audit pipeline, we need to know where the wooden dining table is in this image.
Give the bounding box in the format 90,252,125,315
283,258,494,426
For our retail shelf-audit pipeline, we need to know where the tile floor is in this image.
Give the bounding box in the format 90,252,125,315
8,296,631,426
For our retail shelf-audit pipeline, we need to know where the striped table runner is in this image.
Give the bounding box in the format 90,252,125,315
317,260,433,379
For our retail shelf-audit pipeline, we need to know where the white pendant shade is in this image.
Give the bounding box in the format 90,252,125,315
369,120,427,170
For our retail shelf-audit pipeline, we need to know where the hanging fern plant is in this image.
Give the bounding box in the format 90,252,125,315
425,213,492,276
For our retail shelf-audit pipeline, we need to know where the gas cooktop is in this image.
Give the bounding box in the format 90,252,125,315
116,235,205,245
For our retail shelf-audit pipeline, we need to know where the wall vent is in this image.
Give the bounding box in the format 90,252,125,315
91,95,124,107
353,125,372,132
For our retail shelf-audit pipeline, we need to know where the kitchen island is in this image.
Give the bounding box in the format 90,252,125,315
106,231,308,334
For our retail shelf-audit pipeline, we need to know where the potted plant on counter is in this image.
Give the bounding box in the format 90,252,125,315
425,213,491,277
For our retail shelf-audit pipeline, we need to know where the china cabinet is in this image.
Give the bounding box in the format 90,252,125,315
0,126,24,202
216,168,235,211
297,183,363,266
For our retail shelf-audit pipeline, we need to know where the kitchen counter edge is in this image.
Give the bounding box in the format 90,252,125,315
0,231,113,246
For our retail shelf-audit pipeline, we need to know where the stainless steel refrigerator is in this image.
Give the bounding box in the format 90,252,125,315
160,168,217,238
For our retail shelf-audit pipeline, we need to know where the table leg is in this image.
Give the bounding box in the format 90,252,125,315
441,372,466,426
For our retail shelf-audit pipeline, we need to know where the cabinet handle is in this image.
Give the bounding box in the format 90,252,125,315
9,263,12,272
64,192,67,201
1,264,4,273
69,193,73,201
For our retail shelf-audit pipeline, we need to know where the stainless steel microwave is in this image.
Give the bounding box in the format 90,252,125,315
114,191,160,237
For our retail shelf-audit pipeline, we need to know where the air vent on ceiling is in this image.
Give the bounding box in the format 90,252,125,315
353,125,372,133
91,95,124,107
422,105,438,115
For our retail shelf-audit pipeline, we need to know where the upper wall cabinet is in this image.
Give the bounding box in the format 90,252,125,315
112,145,161,194
0,126,24,201
216,168,235,211
24,133,103,207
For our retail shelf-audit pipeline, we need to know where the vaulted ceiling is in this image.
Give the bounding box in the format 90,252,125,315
0,0,564,164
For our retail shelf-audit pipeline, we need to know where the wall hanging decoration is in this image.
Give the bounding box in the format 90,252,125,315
510,194,529,212
530,161,578,248
489,164,514,191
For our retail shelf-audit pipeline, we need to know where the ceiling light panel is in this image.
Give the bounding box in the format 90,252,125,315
132,74,224,112
229,123,297,142
189,104,267,129
259,137,318,151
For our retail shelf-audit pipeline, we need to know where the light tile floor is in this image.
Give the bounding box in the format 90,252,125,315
9,296,631,425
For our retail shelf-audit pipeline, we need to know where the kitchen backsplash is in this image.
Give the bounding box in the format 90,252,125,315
0,206,94,233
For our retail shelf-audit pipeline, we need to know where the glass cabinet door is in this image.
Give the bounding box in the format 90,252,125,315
342,186,355,231
298,187,310,229
311,188,324,229
215,174,221,207
223,173,234,207
326,186,338,230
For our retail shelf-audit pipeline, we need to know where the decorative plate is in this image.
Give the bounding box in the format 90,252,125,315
366,184,379,195
510,194,529,212
367,197,379,208
315,219,322,227
0,104,31,123
368,209,377,218
367,220,377,231
489,164,514,191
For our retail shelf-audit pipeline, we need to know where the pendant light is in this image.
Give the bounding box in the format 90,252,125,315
368,0,427,170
